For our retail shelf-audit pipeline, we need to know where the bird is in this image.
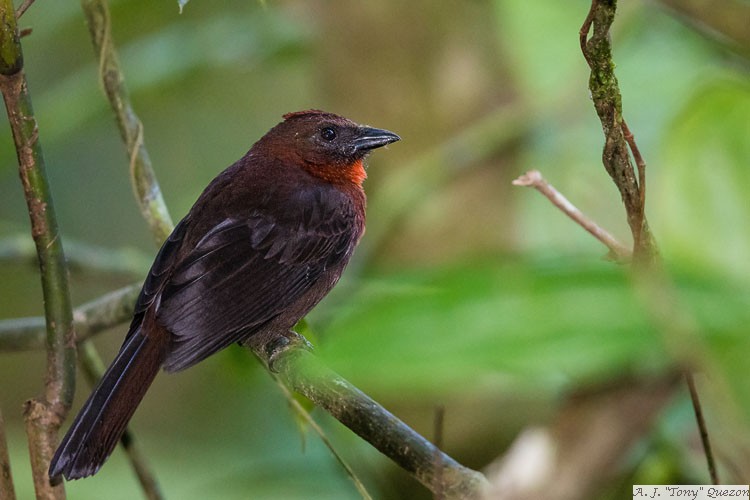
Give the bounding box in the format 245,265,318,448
49,110,400,481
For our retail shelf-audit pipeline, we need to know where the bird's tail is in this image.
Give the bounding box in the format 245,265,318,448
49,326,167,481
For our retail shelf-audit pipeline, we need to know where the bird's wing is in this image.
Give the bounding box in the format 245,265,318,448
122,218,190,344
154,188,360,372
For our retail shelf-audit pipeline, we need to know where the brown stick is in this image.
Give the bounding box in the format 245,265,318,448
685,372,719,485
0,409,17,500
513,170,631,260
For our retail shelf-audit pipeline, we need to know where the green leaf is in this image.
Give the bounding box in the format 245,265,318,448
318,256,750,422
655,77,750,282
320,257,666,396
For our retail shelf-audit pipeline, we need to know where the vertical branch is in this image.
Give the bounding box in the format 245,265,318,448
579,0,655,260
685,372,719,485
0,1,75,497
80,0,174,242
579,0,718,484
0,409,17,500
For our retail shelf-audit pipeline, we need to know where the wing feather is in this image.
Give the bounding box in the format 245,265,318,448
154,187,361,371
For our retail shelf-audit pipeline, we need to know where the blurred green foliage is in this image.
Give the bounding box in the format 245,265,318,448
1,0,748,498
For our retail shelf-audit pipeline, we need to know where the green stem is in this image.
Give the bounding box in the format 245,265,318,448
0,283,140,352
80,0,174,243
248,335,489,499
0,0,75,496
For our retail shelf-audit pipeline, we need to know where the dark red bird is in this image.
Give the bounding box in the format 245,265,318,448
49,110,399,480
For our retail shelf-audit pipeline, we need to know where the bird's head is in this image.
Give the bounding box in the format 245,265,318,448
257,110,400,186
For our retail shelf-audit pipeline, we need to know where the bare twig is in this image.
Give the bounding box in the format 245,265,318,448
247,335,488,499
272,376,373,500
15,0,34,19
0,2,75,497
0,409,16,500
80,0,174,243
685,372,719,485
0,283,140,352
621,119,647,245
513,170,631,260
655,0,750,56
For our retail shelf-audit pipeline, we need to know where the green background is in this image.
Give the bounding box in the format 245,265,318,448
1,1,748,498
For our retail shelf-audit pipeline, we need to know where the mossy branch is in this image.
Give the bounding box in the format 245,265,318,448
579,0,717,485
579,0,655,261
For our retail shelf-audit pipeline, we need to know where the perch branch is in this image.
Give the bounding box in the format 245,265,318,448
272,376,372,500
248,335,489,499
0,1,76,497
513,170,631,260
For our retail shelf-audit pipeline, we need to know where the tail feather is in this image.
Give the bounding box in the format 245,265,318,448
49,327,166,480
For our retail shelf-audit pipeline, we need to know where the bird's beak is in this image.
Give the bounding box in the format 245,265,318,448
352,127,401,153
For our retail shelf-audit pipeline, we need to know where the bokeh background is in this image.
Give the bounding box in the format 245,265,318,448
1,0,749,498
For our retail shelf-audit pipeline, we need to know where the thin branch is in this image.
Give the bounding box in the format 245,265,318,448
685,372,719,485
272,375,372,500
579,0,655,261
78,341,165,499
621,119,646,224
0,283,140,352
513,170,631,260
655,0,750,57
579,0,718,484
15,0,34,19
80,0,174,243
247,335,489,499
0,234,151,277
0,2,75,497
0,409,17,500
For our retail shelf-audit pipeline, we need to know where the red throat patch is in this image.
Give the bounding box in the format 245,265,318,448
347,159,367,186
304,159,367,187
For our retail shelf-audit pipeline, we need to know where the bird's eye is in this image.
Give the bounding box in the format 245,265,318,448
320,127,337,141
